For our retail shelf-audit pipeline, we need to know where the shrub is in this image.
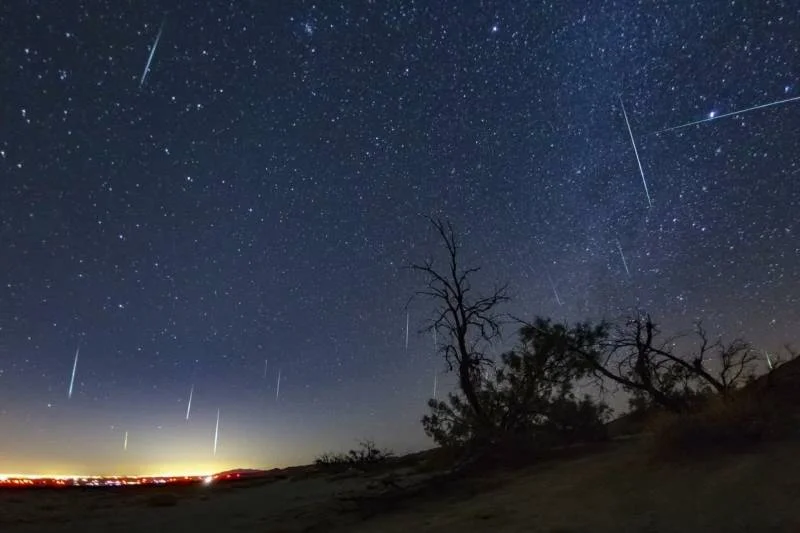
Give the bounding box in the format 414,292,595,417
314,451,349,466
421,327,611,455
315,439,394,468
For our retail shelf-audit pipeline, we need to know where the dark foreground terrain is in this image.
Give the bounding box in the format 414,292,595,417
2,434,799,533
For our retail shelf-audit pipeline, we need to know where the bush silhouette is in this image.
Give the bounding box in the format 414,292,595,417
422,321,609,455
315,439,394,468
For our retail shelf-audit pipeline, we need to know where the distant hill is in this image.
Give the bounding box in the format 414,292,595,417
212,463,325,482
749,353,800,395
214,468,270,477
605,354,800,438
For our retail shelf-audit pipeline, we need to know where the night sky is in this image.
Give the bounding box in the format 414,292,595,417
1,1,798,476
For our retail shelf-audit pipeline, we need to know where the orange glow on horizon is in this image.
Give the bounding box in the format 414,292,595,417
0,461,256,480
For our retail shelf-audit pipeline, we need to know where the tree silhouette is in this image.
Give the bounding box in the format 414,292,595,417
493,320,608,440
421,319,609,449
525,314,760,414
410,218,509,432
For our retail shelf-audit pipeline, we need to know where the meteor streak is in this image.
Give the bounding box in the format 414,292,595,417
139,18,165,88
619,97,653,208
68,345,79,399
764,351,774,370
263,358,268,379
405,311,410,351
655,95,800,134
547,273,563,306
276,369,281,400
213,409,220,456
615,239,631,276
123,431,128,451
186,385,193,421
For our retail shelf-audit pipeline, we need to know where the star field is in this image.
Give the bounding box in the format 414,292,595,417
0,1,798,475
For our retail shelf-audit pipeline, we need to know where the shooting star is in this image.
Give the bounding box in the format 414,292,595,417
263,358,268,379
615,239,631,277
68,345,79,399
405,311,410,351
547,273,563,306
139,18,166,88
619,96,653,208
123,431,128,451
186,385,194,421
213,409,220,456
764,351,774,370
654,94,800,134
276,369,281,400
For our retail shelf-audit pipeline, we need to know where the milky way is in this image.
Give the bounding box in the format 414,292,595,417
0,1,798,475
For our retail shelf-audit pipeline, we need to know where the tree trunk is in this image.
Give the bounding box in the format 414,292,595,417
458,361,484,420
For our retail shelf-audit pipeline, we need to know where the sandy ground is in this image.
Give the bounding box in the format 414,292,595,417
346,439,800,533
3,438,800,533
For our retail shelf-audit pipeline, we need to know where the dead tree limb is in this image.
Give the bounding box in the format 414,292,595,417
409,217,509,428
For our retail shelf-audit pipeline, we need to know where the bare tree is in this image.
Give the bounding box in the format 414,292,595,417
564,314,760,413
410,218,509,428
691,322,758,396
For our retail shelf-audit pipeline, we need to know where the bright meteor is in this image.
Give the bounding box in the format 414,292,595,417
654,94,800,134
68,345,79,399
139,18,165,88
616,238,631,277
186,385,193,421
619,96,653,208
213,409,220,456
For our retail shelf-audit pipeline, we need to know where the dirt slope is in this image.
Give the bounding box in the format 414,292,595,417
342,438,800,533
3,436,799,532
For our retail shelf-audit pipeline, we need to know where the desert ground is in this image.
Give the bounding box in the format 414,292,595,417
2,434,799,533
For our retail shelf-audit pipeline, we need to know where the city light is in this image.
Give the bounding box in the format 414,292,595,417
0,470,253,489
0,473,209,488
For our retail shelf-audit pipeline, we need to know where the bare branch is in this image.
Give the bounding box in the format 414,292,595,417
409,217,509,426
